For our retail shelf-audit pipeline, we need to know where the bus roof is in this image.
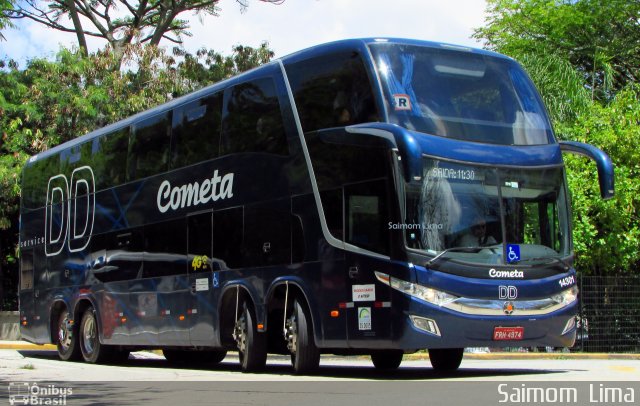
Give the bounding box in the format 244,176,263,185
25,37,511,167
278,37,510,64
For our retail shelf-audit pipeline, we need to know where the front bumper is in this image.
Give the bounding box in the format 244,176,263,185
394,291,578,350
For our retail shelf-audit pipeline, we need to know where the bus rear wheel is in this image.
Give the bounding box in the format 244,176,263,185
370,350,403,370
428,348,463,372
56,310,81,361
285,299,320,374
79,307,110,363
233,303,267,372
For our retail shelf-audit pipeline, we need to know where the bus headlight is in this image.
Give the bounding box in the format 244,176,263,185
375,271,458,306
551,285,578,306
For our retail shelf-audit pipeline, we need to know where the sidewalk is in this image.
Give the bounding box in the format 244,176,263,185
1,340,638,360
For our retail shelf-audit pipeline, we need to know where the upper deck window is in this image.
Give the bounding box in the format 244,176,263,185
369,43,553,145
171,93,223,169
286,51,380,132
129,112,171,180
221,77,288,156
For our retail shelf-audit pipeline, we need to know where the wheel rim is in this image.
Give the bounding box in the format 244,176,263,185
82,314,96,355
58,314,72,351
285,313,298,354
234,312,248,355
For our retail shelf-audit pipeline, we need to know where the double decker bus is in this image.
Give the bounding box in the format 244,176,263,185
19,38,614,373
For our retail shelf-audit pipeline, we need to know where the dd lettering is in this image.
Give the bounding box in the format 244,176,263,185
499,285,518,300
45,166,95,255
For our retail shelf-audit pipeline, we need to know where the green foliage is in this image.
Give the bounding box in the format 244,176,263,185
173,42,274,93
474,0,640,275
563,85,640,275
474,0,640,101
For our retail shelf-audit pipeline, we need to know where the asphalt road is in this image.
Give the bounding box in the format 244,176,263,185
1,349,638,405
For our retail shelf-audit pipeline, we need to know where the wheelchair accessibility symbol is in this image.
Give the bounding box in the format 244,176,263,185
507,244,521,263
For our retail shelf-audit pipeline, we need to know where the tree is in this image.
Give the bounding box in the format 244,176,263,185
0,0,14,39
6,0,284,59
562,86,640,275
474,0,640,102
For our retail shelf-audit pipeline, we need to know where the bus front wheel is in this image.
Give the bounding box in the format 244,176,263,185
428,348,463,372
285,299,320,374
233,303,267,372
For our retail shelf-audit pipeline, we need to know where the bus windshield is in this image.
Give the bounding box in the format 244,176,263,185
404,158,571,266
370,43,553,145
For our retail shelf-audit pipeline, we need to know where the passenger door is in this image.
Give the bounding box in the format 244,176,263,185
343,179,394,346
187,211,218,346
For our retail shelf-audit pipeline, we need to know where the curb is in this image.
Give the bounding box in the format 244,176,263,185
0,342,56,350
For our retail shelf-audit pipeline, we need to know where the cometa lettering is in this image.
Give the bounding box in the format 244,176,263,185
489,268,524,278
157,170,234,213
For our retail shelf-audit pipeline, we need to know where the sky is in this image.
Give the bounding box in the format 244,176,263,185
0,0,488,64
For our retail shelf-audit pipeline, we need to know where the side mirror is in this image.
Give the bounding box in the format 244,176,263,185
560,141,615,200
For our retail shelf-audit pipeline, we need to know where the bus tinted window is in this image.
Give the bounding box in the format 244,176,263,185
144,219,186,278
212,207,243,269
60,141,91,174
369,43,553,145
305,130,391,252
286,52,379,132
345,179,389,255
188,212,214,271
129,112,171,181
171,94,223,169
221,78,288,156
93,127,129,190
22,155,60,209
244,201,291,267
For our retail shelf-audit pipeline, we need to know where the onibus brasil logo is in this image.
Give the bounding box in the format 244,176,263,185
8,382,73,405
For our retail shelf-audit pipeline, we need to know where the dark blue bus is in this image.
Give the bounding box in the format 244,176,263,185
18,38,614,373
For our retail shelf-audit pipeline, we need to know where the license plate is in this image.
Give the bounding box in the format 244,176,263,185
493,326,524,341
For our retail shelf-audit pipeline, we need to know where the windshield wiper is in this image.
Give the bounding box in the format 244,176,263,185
426,246,485,268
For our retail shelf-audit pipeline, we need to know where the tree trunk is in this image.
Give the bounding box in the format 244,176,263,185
66,0,88,56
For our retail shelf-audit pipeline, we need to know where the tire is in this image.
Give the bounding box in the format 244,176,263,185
286,299,320,374
78,307,111,363
163,349,227,365
370,350,403,370
56,310,81,361
234,303,267,372
428,348,464,372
